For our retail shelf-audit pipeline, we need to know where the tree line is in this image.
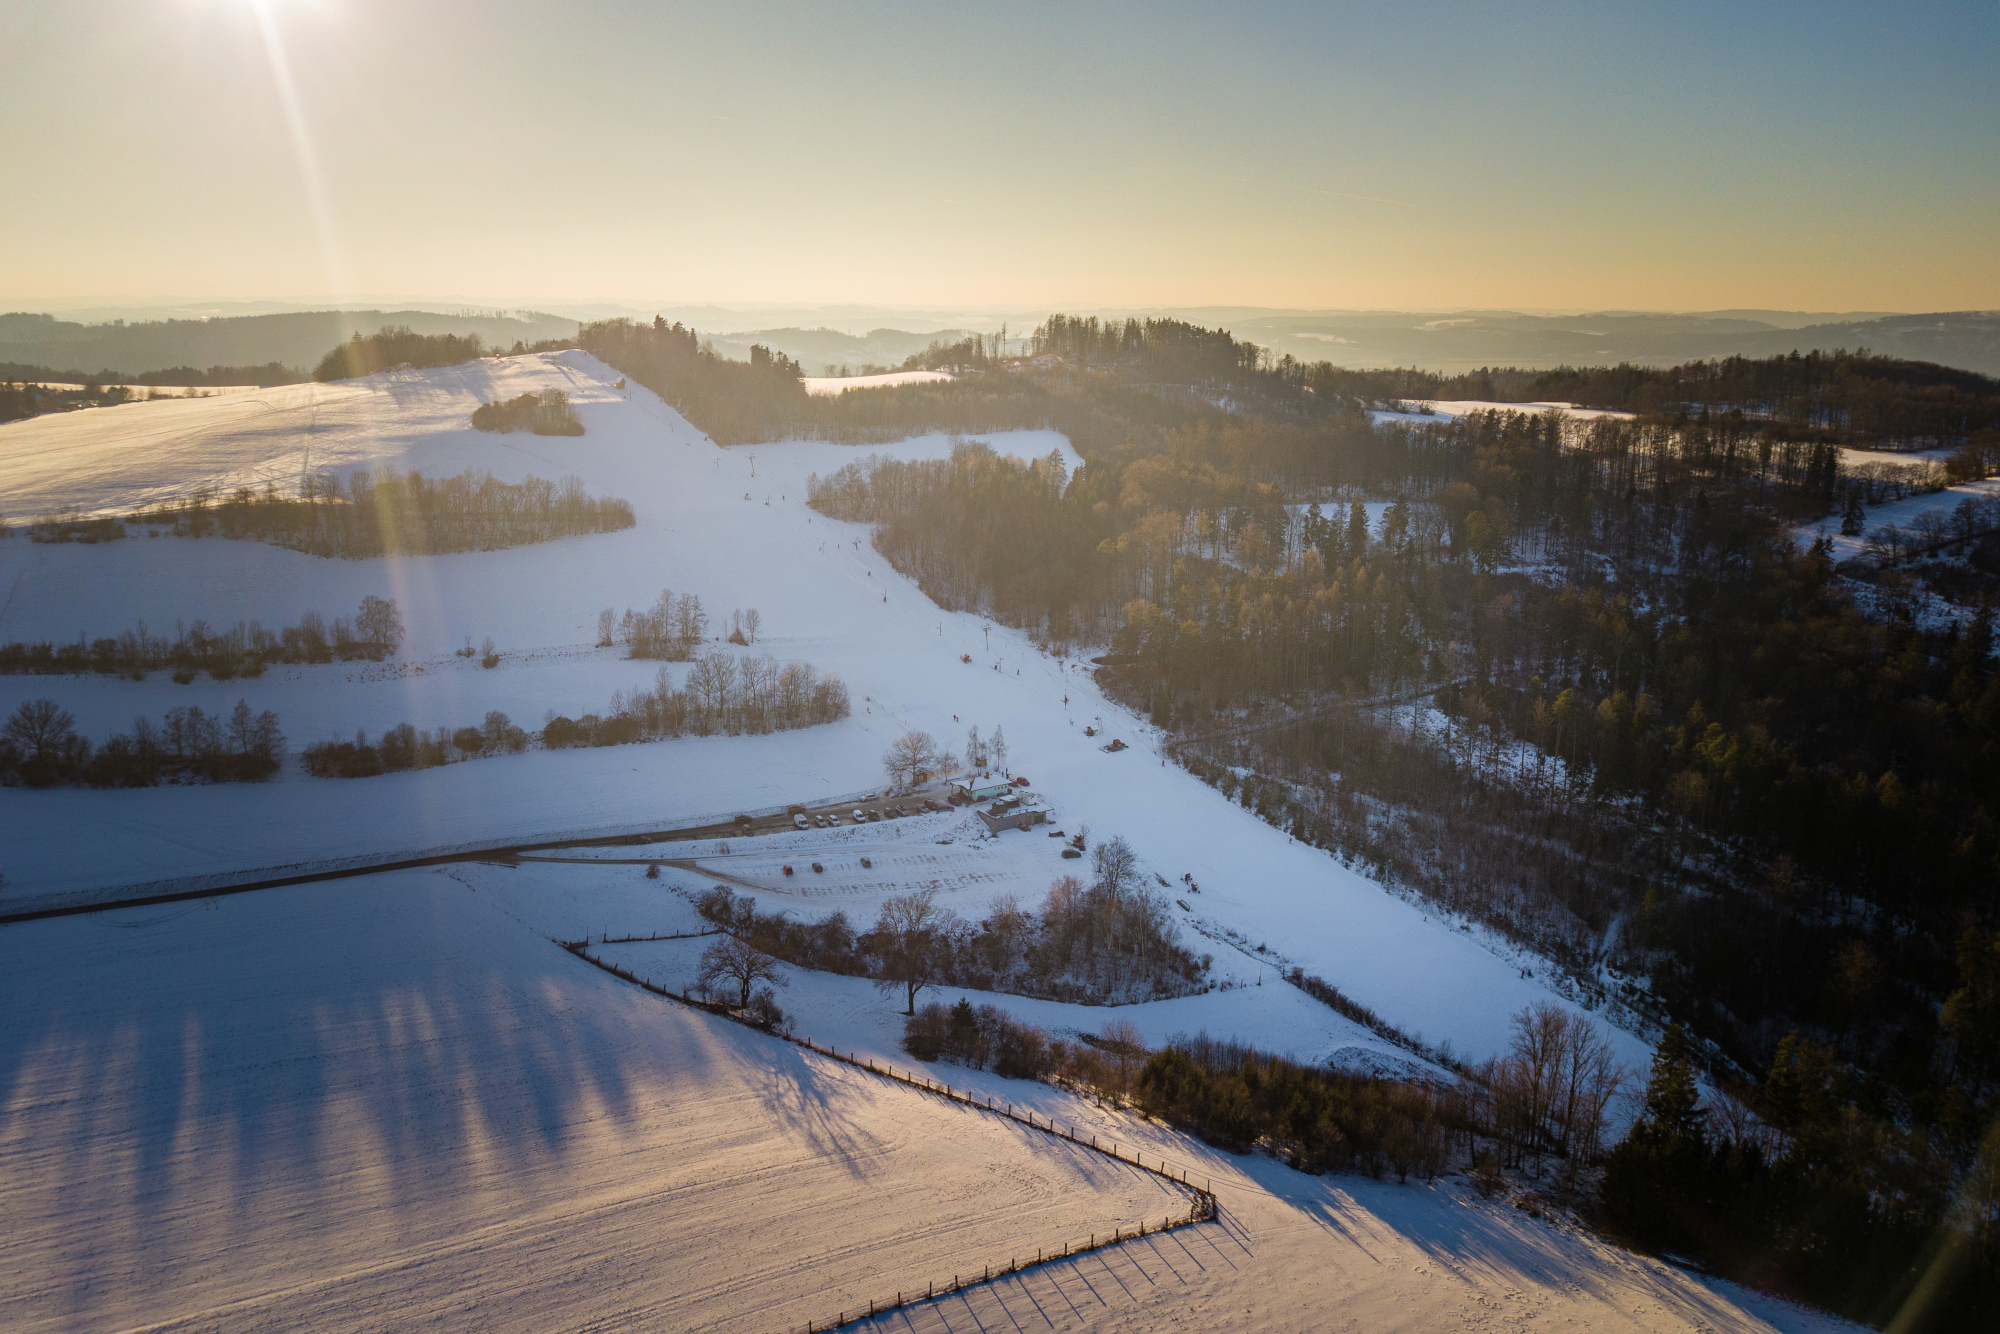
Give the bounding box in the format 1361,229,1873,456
301,652,850,778
0,596,404,680
313,327,490,381
301,710,529,778
554,653,849,743
580,316,1059,445
128,468,633,558
691,836,1207,1008
1600,1024,1998,1328
2,696,283,787
1514,350,2000,449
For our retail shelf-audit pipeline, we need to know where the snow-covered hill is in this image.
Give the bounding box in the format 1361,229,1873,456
1,351,1621,1067
0,353,1862,1332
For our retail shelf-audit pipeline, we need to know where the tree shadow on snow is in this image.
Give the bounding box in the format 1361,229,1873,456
0,870,722,1323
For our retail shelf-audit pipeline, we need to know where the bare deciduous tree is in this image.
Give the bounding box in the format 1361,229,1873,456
355,595,404,652
1486,1001,1629,1168
743,608,761,643
1099,1017,1146,1094
3,698,76,760
1091,835,1139,905
870,890,954,1013
883,730,947,791
696,934,788,1010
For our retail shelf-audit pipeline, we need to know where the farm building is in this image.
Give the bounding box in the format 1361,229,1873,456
951,778,1015,803
977,805,1049,834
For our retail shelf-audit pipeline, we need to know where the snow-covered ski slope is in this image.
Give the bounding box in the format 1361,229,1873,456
9,351,1609,1066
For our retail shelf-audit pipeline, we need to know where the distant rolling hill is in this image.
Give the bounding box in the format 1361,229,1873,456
8,303,1996,382
706,309,2000,379
1178,308,2000,377
0,308,579,380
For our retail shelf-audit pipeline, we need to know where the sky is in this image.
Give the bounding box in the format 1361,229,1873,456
3,0,1996,313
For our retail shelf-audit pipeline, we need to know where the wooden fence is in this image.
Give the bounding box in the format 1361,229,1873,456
558,942,1221,1332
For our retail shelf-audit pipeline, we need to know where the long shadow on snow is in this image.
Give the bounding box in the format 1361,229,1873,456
0,870,701,1322
1231,1149,1761,1325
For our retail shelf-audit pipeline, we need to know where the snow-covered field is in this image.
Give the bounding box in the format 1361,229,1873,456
0,350,1582,1068
0,872,1181,1334
803,370,954,395
0,860,1856,1334
0,353,1867,1331
1369,399,1636,427
1795,476,2000,563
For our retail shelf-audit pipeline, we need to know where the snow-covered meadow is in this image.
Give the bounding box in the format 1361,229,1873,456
803,370,954,395
0,858,1856,1334
0,871,1181,1334
1796,476,2000,564
0,350,1600,1069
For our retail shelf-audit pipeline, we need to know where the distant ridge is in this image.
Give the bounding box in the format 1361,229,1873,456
0,308,579,379
6,304,1995,381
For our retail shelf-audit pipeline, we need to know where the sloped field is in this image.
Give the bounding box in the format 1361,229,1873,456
0,870,1177,1333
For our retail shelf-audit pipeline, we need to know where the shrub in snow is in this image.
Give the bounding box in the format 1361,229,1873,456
616,590,708,661
746,987,786,1031
470,389,584,436
902,999,1053,1080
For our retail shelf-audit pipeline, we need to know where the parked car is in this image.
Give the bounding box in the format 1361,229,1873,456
852,809,867,821
793,814,810,829
811,862,824,873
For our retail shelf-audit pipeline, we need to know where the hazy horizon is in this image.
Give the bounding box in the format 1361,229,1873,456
5,1,1995,312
